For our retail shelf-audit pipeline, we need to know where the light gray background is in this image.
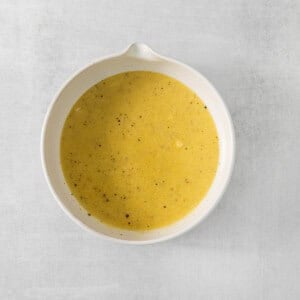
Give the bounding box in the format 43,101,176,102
1,0,299,299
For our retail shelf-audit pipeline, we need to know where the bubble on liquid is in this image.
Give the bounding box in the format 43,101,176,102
176,140,183,148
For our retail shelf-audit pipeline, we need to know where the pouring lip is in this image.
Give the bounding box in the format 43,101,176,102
122,42,161,60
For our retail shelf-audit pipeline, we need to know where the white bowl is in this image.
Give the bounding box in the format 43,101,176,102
41,43,235,244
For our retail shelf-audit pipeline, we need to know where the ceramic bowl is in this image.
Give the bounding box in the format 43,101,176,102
41,43,235,244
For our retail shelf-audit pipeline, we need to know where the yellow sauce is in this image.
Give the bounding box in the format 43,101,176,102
60,71,219,230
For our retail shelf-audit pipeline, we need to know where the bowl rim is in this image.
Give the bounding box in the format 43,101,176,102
41,43,236,245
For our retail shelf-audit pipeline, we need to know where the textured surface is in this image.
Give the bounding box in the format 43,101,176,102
0,0,299,299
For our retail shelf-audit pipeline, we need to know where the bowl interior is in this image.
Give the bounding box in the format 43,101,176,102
42,50,234,244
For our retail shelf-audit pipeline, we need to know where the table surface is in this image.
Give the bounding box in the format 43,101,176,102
1,1,300,299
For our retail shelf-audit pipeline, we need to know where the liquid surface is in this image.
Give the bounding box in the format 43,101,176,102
61,71,219,230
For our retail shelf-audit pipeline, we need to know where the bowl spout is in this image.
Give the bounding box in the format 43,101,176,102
123,43,161,61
